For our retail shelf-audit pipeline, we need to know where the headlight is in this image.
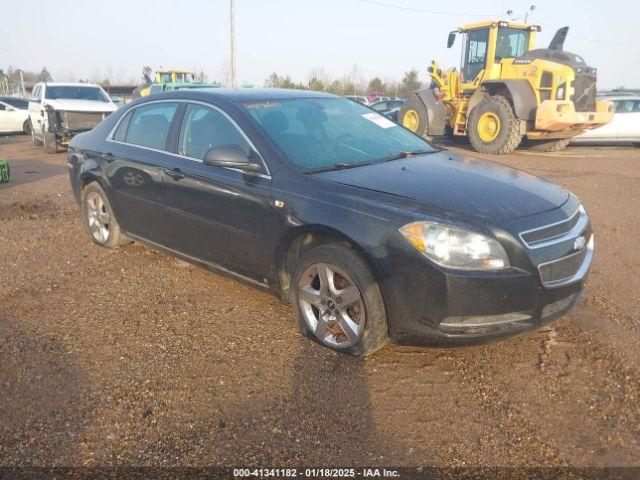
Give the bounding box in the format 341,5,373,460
399,221,509,270
556,82,566,100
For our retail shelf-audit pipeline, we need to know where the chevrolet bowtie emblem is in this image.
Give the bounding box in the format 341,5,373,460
574,236,586,251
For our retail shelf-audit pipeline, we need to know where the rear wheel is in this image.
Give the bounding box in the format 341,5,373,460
42,125,59,154
398,95,429,138
81,182,124,248
468,96,522,154
290,244,388,356
524,138,571,152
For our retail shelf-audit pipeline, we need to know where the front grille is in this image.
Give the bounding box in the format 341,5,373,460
571,72,597,112
64,112,106,131
521,209,581,246
538,235,593,287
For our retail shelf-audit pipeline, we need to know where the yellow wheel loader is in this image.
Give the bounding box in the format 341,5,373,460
398,20,614,154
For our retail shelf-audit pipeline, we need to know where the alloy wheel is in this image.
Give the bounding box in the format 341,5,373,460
86,191,110,244
297,262,365,348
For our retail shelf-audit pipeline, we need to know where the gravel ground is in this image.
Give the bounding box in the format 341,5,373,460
1,135,639,469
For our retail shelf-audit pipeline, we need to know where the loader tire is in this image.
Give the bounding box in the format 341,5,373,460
524,138,571,152
398,96,429,138
468,96,522,155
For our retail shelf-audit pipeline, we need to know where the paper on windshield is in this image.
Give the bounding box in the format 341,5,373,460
362,112,397,129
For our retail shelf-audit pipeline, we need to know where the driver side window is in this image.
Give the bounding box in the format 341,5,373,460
178,104,250,160
464,28,489,82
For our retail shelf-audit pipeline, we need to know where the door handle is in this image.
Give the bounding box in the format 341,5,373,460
163,167,185,180
104,152,115,162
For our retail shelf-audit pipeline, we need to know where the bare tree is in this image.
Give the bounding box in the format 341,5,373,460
142,66,152,84
218,59,232,87
38,67,53,82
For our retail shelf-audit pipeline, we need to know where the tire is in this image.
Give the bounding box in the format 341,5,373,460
31,122,42,146
81,182,124,249
398,95,430,138
524,138,571,152
468,95,522,154
23,119,32,136
42,125,59,154
290,244,388,356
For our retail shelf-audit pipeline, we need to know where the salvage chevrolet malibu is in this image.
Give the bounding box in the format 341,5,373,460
67,89,593,355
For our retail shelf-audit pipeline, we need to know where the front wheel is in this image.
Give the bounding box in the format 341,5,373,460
290,244,388,356
23,119,32,136
81,182,124,248
398,95,429,138
468,96,522,154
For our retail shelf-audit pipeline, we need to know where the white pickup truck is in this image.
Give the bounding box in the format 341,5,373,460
28,82,118,153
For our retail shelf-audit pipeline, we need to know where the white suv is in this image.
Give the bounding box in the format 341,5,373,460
28,82,118,153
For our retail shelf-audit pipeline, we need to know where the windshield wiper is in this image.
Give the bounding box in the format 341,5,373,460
382,149,436,162
303,161,375,174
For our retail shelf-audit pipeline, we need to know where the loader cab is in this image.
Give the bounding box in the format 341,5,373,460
450,21,539,84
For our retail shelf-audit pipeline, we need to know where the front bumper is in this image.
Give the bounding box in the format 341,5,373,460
376,222,593,347
47,109,110,145
534,99,613,132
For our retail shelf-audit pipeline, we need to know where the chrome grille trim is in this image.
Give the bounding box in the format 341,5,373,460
519,206,587,249
537,235,594,288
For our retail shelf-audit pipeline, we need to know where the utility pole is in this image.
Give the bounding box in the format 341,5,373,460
19,69,26,97
230,0,237,88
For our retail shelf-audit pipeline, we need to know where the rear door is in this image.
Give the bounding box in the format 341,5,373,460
161,102,272,281
106,101,181,242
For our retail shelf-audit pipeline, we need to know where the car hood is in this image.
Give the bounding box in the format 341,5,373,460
42,99,118,113
311,151,569,221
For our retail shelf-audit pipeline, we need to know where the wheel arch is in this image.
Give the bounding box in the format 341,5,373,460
275,224,382,303
480,80,537,122
412,88,446,136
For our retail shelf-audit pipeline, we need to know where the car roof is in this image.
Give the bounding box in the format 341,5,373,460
599,95,640,101
152,88,338,103
42,82,103,88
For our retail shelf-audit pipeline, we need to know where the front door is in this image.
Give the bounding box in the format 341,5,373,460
161,102,272,282
0,103,23,132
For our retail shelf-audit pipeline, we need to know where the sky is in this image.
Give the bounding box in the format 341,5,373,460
2,0,639,89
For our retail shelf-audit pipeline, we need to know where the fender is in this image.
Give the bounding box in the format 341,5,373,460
480,80,538,121
414,89,446,136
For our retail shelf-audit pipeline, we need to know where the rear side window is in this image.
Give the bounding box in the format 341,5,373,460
178,104,249,160
125,103,178,150
113,111,133,141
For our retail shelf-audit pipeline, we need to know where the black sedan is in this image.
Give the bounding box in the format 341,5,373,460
68,89,593,355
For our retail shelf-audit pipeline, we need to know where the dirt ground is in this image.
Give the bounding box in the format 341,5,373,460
1,134,639,469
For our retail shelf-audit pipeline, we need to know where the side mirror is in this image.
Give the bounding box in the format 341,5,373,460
111,97,122,104
203,145,261,172
447,31,457,48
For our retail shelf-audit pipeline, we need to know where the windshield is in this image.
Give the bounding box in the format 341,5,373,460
2,98,28,109
45,86,110,102
244,97,435,170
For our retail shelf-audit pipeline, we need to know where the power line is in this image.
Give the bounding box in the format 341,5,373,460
357,0,496,18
